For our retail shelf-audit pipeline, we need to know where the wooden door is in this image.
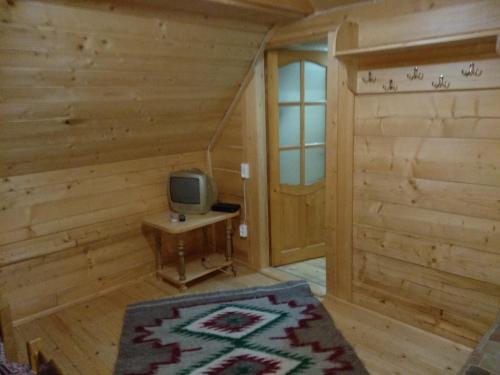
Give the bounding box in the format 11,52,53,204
267,51,328,266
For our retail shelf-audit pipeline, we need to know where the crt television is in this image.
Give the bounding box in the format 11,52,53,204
168,169,217,214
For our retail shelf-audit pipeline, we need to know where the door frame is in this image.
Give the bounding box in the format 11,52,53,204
266,50,328,267
252,34,343,299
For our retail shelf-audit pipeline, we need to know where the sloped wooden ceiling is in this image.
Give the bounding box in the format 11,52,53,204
121,0,314,25
308,0,369,12
0,0,273,176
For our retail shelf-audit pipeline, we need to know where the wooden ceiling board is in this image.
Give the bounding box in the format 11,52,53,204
0,0,269,176
106,0,314,25
308,0,369,12
223,0,314,15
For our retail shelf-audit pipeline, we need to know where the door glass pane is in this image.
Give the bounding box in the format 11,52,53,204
305,105,325,144
304,62,326,102
279,62,300,103
280,149,300,185
279,105,300,147
305,147,325,185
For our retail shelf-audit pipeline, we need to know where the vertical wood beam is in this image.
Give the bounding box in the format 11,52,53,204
325,31,339,297
266,51,281,266
243,57,270,268
335,63,354,301
325,24,356,301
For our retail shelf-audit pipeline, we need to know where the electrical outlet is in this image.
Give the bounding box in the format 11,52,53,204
241,163,250,179
239,223,248,238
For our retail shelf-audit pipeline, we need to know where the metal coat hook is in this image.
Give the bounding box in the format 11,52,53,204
432,74,450,89
382,79,397,92
407,66,424,80
362,71,376,84
461,62,482,77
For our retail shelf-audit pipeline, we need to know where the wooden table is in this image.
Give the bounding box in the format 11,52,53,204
142,210,239,291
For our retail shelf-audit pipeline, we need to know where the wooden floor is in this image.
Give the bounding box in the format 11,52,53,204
277,257,326,288
13,266,471,375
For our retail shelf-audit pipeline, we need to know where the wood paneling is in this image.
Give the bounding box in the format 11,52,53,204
353,251,499,346
269,0,500,48
211,59,270,268
0,0,270,321
0,0,267,176
325,25,357,300
211,100,249,262
308,0,368,12
241,58,270,269
80,0,313,26
353,89,500,346
0,151,206,321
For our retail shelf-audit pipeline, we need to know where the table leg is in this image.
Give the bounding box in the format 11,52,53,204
202,226,209,260
225,219,237,277
225,219,232,262
154,232,162,279
177,236,186,283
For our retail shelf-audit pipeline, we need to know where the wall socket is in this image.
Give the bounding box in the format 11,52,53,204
239,223,248,238
240,163,250,179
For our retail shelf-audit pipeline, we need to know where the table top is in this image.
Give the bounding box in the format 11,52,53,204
142,210,239,234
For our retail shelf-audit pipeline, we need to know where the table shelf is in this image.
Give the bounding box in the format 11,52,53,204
157,253,233,288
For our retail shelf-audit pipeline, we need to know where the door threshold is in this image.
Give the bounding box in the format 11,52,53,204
260,267,326,298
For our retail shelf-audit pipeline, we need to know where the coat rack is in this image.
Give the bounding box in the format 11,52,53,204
382,79,397,92
407,67,423,80
461,62,482,77
432,74,450,89
362,71,376,83
336,25,497,94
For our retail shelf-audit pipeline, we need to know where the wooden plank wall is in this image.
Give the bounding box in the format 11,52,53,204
268,0,500,346
0,0,267,176
0,151,206,321
211,100,248,263
353,89,500,347
211,62,269,269
0,0,268,320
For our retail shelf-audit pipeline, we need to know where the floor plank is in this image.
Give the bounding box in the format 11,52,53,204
14,265,470,374
323,297,471,375
277,257,326,287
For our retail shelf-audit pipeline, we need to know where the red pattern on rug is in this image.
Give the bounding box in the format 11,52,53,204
201,310,264,333
129,294,356,374
270,303,354,373
203,354,282,375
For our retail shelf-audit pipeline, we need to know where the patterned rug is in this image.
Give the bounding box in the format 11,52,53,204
114,280,368,374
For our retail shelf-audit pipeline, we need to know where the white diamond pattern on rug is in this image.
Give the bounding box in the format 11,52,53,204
183,306,281,339
190,348,302,375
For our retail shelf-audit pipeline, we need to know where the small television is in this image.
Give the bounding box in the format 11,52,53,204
168,169,217,214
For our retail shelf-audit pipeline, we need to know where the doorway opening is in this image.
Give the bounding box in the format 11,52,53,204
266,41,328,293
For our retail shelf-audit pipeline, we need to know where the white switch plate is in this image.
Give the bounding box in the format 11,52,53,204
239,223,248,238
241,163,250,179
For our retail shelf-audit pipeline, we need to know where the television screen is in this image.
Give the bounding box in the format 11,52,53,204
170,176,200,204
